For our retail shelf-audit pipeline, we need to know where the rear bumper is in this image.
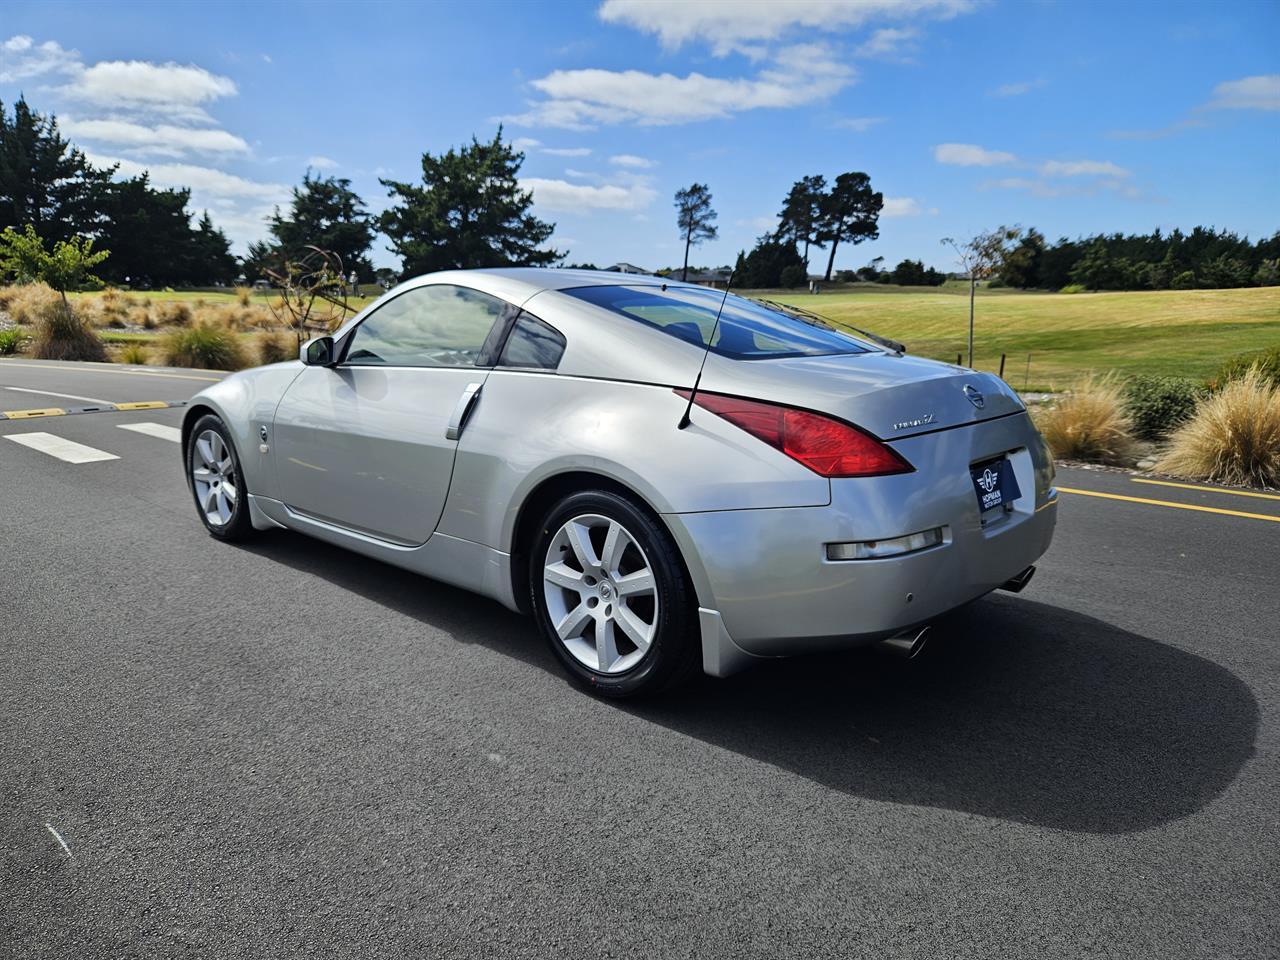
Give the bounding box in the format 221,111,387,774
665,411,1058,670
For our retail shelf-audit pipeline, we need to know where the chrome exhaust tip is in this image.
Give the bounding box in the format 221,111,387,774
878,625,930,659
1000,565,1036,593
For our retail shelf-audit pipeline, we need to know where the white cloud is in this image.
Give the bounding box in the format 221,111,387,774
989,79,1045,98
62,59,237,120
833,116,885,132
542,146,593,156
1040,159,1130,178
512,137,542,150
882,196,925,216
87,153,287,200
598,0,975,55
1207,74,1280,111
737,214,779,232
523,177,657,213
307,155,338,169
982,175,1146,201
855,27,918,60
933,142,1017,166
0,35,79,82
609,153,655,168
60,117,249,157
503,43,853,128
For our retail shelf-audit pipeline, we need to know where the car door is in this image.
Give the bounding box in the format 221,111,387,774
271,283,513,545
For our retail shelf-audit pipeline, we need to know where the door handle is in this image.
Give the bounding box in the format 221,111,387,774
446,381,484,440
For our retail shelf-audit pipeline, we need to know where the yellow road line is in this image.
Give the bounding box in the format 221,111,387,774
2,407,66,419
1057,486,1280,523
113,401,169,410
1131,477,1280,502
0,361,221,382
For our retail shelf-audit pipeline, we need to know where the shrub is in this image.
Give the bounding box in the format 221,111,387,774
1215,346,1280,389
1058,283,1085,294
257,330,295,365
986,278,1006,289
162,324,248,371
779,263,808,288
155,301,192,327
3,283,62,324
117,342,149,365
0,327,26,355
1170,270,1197,290
1037,376,1135,464
1157,369,1280,487
235,286,252,307
30,297,107,362
1122,376,1207,441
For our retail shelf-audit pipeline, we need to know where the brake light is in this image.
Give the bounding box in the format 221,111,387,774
675,389,913,478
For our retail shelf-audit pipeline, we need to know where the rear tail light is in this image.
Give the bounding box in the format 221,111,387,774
675,389,913,478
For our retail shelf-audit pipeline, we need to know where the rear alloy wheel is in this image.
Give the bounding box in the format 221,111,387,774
187,414,254,542
532,491,699,697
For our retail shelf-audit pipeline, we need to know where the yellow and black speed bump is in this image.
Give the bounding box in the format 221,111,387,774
0,399,188,421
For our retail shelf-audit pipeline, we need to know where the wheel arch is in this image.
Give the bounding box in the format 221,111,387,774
508,470,706,616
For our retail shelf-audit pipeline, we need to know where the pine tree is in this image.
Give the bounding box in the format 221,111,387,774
673,183,718,282
816,172,882,282
0,98,113,243
775,175,826,267
379,128,560,277
269,172,374,279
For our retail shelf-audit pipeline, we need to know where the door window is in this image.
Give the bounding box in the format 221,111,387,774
344,284,508,367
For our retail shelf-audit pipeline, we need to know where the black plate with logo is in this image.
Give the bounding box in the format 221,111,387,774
970,457,1021,513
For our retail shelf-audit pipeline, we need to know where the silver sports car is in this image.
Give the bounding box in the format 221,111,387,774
183,268,1058,696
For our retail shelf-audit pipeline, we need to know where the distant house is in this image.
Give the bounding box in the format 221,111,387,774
605,262,651,274
683,268,733,289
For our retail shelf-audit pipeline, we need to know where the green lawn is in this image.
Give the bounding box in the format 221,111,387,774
752,284,1280,390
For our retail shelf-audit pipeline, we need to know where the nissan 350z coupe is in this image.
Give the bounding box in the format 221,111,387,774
183,268,1058,697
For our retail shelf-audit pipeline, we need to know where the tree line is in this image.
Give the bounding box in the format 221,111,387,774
3,95,1276,294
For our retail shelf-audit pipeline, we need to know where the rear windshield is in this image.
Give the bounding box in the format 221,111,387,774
562,284,872,360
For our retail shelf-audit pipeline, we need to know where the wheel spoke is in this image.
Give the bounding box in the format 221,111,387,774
564,520,599,570
555,603,592,641
203,486,220,517
192,467,215,483
196,436,217,470
215,490,231,524
600,521,628,574
544,561,585,591
595,618,621,672
222,479,238,503
614,604,652,650
614,569,655,597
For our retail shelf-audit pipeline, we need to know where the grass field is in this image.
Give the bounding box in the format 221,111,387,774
755,283,1280,390
6,282,1276,386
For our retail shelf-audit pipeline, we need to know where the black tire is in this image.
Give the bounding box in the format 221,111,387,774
529,490,700,698
185,413,255,542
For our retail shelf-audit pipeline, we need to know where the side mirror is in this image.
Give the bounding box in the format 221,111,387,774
301,336,336,366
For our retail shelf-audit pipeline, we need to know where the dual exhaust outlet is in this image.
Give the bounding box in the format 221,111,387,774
875,565,1036,660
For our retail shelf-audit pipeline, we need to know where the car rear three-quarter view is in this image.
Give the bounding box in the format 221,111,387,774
181,268,1058,697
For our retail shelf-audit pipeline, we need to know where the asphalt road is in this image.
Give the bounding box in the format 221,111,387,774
2,357,1277,959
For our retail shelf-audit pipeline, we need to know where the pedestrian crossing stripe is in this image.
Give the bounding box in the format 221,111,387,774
0,399,187,420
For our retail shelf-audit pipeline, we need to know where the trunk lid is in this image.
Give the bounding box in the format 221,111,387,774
696,351,1025,440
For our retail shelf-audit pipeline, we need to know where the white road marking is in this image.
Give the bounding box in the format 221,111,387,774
4,386,112,405
4,432,119,463
45,823,73,859
117,422,181,443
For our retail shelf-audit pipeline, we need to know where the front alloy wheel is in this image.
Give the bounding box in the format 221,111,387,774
186,413,253,542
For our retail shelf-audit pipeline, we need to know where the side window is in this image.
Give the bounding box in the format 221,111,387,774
497,312,567,370
344,284,507,367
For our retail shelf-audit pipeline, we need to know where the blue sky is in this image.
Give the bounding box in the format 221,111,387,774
2,0,1277,273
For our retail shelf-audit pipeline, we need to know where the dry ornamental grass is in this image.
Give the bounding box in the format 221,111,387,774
1156,368,1280,487
1036,375,1136,464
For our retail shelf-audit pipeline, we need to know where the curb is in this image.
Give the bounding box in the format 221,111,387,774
0,400,188,421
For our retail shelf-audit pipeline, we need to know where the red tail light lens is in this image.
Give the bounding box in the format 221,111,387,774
676,389,913,478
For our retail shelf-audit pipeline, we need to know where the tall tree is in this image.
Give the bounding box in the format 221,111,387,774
95,174,197,286
674,183,718,282
379,128,560,277
942,226,1020,367
269,171,374,279
775,174,826,267
193,211,238,286
0,98,113,243
816,172,882,282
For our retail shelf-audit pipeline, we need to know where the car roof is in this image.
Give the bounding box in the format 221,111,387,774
390,267,699,306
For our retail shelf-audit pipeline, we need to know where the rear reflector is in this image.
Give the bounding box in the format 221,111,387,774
826,527,945,561
676,389,913,478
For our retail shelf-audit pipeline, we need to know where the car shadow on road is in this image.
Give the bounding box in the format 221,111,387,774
245,531,1258,836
